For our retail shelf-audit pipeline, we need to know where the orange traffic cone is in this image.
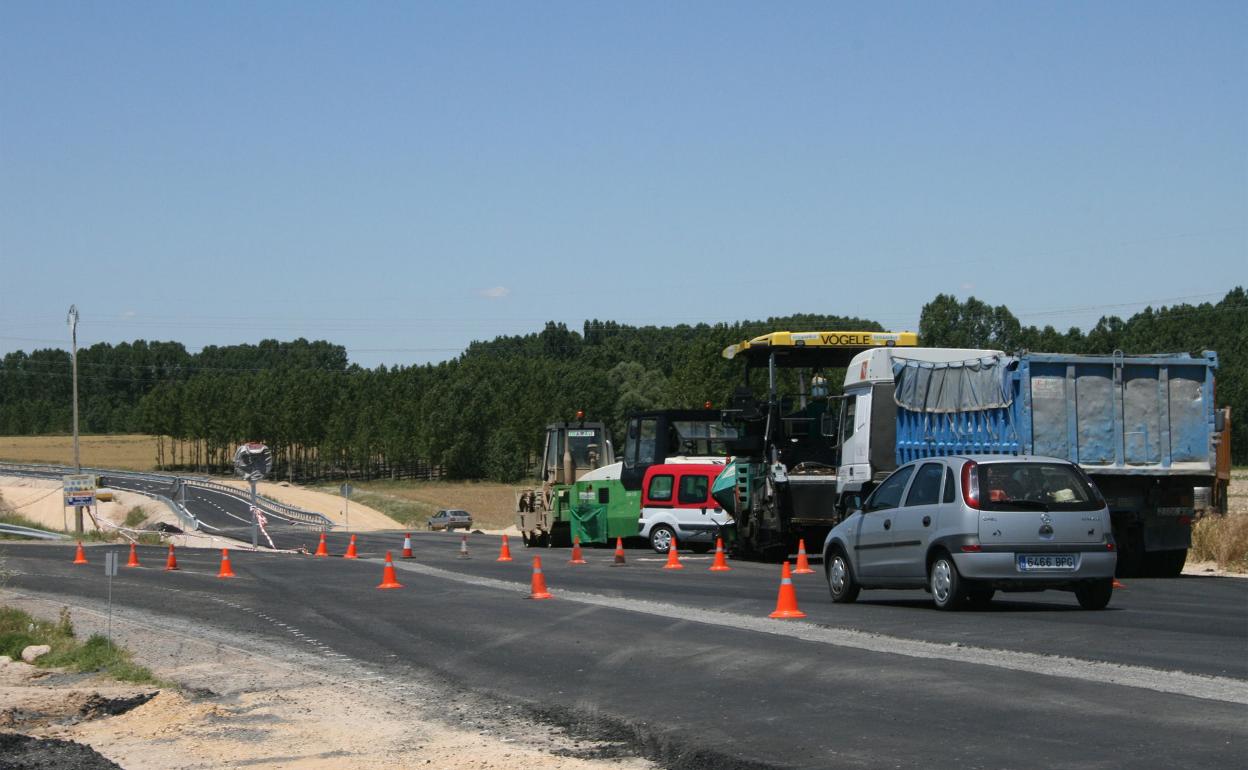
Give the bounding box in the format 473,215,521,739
314,532,329,557
1113,577,1127,590
569,537,587,565
528,556,553,600
125,542,141,568
343,534,359,559
709,538,731,571
401,533,413,559
458,534,470,559
663,537,684,570
496,534,514,562
217,549,237,578
611,537,627,566
768,561,807,619
793,539,815,574
72,541,88,565
164,544,179,571
377,551,403,589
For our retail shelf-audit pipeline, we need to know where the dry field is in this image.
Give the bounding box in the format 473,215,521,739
326,480,519,530
0,435,159,471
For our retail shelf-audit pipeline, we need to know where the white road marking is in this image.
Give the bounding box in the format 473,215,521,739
386,559,1248,706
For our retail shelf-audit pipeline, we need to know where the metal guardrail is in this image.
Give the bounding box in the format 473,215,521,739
0,461,331,530
181,478,332,529
0,522,70,540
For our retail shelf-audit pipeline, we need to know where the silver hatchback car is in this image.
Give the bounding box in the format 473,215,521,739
823,455,1117,610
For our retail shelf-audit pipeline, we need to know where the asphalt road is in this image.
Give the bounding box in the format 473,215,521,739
3,533,1245,769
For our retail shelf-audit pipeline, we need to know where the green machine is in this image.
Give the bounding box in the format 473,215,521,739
516,410,734,548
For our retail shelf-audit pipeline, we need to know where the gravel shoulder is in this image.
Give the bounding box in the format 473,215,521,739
0,590,651,770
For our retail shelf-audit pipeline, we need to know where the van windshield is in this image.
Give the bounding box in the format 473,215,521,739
977,462,1102,512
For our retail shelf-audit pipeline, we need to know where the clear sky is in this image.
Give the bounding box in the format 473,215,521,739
2,1,1245,367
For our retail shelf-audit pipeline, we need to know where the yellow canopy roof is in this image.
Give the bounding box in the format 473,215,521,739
722,331,919,367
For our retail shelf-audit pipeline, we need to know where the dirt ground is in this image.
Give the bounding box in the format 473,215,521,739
0,476,169,535
0,591,652,770
211,479,401,532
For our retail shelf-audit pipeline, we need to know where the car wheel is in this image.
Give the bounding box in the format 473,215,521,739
1075,578,1114,610
826,548,860,604
929,552,965,611
649,525,675,554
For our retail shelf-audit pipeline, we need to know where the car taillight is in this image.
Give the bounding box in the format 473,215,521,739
961,461,980,509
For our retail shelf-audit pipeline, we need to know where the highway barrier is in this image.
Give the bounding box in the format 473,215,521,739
0,461,331,531
0,522,69,541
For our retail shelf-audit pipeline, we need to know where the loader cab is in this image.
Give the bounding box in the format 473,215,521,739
620,409,735,491
539,421,614,486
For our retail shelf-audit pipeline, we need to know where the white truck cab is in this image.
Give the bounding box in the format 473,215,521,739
836,347,1002,500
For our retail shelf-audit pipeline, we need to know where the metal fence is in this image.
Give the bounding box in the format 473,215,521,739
0,461,329,531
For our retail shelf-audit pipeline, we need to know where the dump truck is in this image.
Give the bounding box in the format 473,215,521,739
715,335,1227,577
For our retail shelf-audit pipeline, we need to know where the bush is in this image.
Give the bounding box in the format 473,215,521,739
124,506,147,528
1190,514,1248,572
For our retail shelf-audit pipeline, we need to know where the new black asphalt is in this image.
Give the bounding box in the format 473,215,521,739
3,534,1245,769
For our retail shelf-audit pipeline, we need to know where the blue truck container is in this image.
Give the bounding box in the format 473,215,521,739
893,351,1221,576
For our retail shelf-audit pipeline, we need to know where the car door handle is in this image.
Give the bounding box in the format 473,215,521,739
883,519,891,530
922,516,931,527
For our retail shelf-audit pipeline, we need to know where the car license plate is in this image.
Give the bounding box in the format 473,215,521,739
1017,554,1077,571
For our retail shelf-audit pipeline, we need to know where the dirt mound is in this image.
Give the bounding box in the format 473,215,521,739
0,733,122,770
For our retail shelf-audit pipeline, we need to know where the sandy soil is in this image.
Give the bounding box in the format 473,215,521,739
0,591,652,770
0,476,170,534
211,479,402,531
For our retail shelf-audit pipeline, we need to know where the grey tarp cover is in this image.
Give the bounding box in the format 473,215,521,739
892,355,1015,413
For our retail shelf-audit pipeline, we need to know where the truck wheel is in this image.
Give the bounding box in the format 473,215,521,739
649,526,675,554
826,548,859,604
1075,578,1114,610
929,552,965,611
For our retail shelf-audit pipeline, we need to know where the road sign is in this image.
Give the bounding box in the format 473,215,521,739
340,482,353,497
105,551,118,576
63,474,96,508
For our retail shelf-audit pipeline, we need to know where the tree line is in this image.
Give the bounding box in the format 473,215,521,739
0,289,1243,478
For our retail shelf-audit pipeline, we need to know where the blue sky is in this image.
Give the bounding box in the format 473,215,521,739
2,1,1244,367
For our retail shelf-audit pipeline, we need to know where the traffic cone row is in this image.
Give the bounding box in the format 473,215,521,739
76,532,810,622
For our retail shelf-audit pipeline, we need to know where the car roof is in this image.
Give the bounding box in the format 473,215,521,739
903,454,1075,466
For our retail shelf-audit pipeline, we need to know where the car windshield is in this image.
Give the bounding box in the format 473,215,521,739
977,462,1102,512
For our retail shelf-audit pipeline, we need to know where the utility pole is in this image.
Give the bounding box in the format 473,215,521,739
68,305,82,533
